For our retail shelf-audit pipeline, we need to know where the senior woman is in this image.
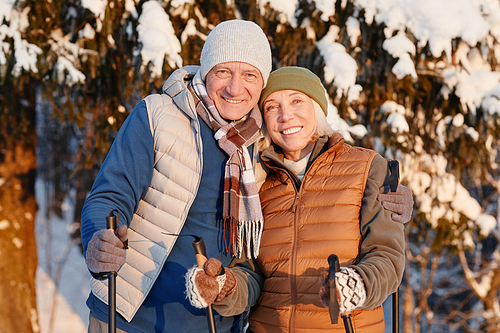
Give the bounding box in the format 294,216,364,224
186,66,406,333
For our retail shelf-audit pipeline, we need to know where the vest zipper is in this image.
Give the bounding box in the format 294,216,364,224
289,175,300,331
287,157,320,331
263,139,336,331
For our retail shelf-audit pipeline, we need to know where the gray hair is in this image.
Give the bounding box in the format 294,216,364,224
312,100,334,139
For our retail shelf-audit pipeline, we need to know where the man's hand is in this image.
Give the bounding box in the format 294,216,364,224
378,184,414,224
186,258,237,309
86,225,128,275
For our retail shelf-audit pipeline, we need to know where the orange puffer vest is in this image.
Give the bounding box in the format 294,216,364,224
250,134,384,333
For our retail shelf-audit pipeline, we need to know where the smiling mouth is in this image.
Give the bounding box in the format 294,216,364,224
281,127,302,135
222,96,243,104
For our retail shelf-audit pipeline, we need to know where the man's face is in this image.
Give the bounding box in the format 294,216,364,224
205,62,264,121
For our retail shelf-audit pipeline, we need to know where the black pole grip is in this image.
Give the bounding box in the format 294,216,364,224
327,254,340,324
328,254,340,272
328,254,355,333
192,236,207,260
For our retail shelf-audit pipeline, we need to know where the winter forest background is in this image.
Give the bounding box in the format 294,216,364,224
1,0,500,332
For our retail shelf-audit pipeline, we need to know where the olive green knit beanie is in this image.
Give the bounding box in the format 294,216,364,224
259,66,328,116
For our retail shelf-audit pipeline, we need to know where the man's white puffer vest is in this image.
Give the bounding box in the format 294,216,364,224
90,66,203,321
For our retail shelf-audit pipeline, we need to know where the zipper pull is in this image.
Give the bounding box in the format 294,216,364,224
292,193,299,213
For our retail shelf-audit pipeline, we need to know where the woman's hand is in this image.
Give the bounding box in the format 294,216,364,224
319,267,367,314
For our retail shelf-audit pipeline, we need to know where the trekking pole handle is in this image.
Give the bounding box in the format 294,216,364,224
106,210,118,232
192,236,224,275
192,236,208,267
191,236,218,333
106,210,119,333
328,254,355,333
386,159,400,333
327,254,340,324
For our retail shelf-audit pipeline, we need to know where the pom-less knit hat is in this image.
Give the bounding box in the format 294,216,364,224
259,66,329,116
200,20,272,86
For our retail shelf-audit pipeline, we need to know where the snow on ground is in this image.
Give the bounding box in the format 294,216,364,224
35,178,89,333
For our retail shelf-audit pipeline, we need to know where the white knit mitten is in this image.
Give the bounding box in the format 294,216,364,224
335,267,367,313
185,258,236,309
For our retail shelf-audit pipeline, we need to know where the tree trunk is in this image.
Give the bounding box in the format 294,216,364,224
0,144,38,333
482,268,500,332
403,278,415,333
0,78,39,332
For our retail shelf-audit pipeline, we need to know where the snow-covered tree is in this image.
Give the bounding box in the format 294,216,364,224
1,1,42,331
309,1,500,331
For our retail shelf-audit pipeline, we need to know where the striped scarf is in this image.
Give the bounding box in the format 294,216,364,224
191,71,263,259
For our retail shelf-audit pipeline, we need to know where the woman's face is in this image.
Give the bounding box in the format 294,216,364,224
262,90,316,161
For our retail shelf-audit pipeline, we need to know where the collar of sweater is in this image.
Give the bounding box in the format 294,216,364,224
283,153,311,180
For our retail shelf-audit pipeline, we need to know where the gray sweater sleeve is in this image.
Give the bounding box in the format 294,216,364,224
349,154,405,309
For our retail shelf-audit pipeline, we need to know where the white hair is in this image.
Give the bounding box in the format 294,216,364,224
312,100,334,139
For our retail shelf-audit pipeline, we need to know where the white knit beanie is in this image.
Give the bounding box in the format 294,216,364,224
200,20,272,86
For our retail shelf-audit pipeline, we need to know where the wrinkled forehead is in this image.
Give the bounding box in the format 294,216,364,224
209,62,263,75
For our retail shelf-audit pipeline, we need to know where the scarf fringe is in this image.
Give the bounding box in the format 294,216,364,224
225,218,263,259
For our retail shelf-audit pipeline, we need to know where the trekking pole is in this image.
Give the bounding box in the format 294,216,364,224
106,210,119,333
385,160,400,333
393,290,399,333
328,254,354,333
161,231,221,333
192,236,219,333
